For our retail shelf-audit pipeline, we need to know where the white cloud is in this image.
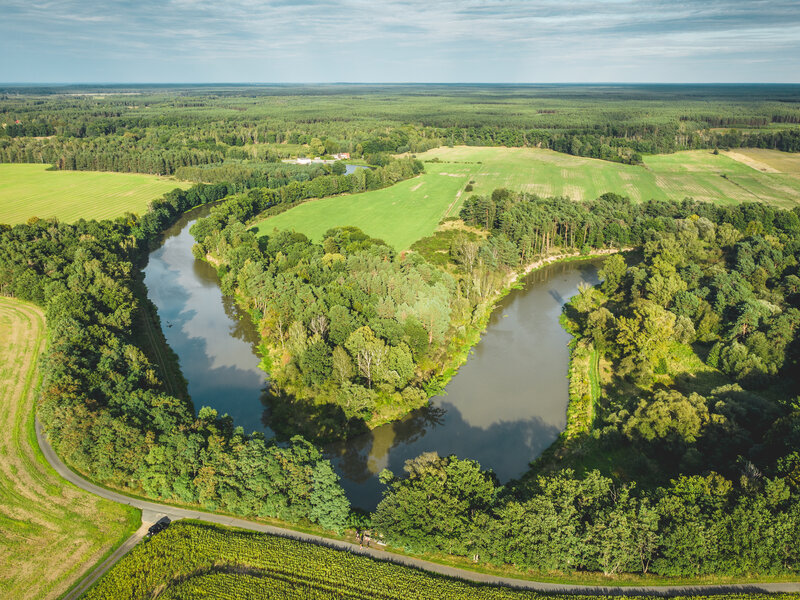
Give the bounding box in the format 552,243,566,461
2,0,799,81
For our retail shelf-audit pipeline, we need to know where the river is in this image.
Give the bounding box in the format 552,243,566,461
142,205,602,509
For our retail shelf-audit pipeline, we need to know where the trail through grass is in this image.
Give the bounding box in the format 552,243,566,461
0,296,140,600
254,147,800,251
0,164,188,225
417,147,800,208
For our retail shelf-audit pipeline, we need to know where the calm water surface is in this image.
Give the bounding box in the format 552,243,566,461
143,209,602,509
143,206,269,429
344,164,368,175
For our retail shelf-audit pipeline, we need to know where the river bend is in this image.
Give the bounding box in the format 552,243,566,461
143,206,602,509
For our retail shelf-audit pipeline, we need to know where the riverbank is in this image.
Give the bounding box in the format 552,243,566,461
35,417,800,593
130,274,190,402
36,225,800,585
428,247,618,406
231,247,617,437
214,242,620,439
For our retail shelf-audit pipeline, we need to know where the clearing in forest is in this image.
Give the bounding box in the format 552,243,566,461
254,161,478,250
0,296,139,600
0,164,189,225
254,146,800,251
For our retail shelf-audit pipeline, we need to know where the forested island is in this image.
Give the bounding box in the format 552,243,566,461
1,86,799,594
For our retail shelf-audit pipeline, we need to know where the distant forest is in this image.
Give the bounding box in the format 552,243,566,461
2,84,800,175
4,179,799,576
1,85,799,580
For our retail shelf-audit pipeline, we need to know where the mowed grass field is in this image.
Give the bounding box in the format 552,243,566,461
0,296,140,600
0,164,189,225
254,146,800,250
254,161,479,249
417,146,800,208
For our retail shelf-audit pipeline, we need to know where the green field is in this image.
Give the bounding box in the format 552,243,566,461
254,161,478,249
0,297,139,600
0,164,189,225
87,520,545,600
254,147,800,250
84,520,800,600
417,146,800,207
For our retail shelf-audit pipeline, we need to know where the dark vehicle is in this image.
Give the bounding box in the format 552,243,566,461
147,519,170,537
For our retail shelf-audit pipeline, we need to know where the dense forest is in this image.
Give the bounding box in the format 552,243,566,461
2,173,800,575
194,223,455,437
1,85,799,580
2,85,800,175
0,184,350,532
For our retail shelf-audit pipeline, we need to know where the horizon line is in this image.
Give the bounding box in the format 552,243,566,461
3,81,800,87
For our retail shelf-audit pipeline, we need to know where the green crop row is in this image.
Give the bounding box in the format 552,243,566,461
86,521,800,600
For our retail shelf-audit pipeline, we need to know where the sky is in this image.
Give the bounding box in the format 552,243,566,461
1,0,799,83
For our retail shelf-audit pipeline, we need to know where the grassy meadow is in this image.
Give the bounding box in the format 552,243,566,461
0,296,140,600
0,164,188,225
254,161,479,249
253,146,800,250
417,146,800,208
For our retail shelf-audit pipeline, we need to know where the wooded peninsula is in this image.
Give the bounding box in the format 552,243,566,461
1,85,799,596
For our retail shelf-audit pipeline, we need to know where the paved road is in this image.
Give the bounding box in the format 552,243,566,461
36,420,800,597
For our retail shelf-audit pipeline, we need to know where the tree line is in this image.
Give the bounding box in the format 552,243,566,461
2,86,799,175
0,183,351,532
375,453,798,576
372,192,800,576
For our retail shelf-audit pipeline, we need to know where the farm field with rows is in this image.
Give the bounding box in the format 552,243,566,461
0,164,189,225
87,520,547,600
84,520,800,600
416,146,800,207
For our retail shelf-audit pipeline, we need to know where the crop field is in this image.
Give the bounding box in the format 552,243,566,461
723,148,800,175
87,520,548,600
416,146,800,208
83,520,800,600
253,147,800,251
254,161,478,249
0,164,188,225
0,297,139,600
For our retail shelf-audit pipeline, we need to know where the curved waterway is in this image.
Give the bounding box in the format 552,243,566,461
143,205,602,510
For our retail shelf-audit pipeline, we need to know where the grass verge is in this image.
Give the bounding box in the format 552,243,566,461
0,296,140,600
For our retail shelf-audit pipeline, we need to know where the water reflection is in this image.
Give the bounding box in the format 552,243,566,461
344,164,369,175
329,402,563,507
142,208,603,510
143,207,271,435
327,259,602,509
